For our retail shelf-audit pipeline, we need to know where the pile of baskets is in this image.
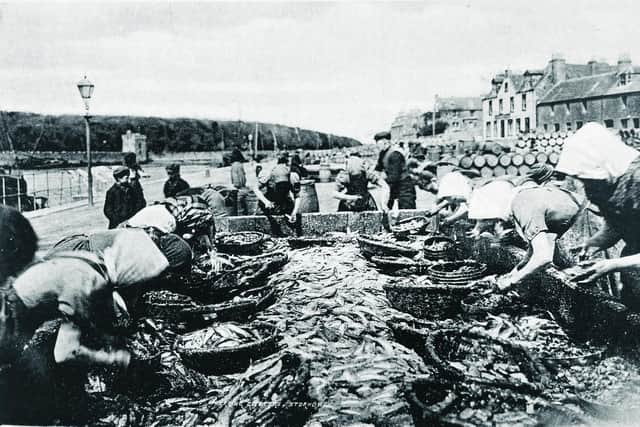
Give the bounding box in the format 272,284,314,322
423,236,457,261
426,260,487,285
390,216,429,239
215,231,266,255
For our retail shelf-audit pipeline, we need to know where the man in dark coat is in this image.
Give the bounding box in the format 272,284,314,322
103,166,137,229
163,164,190,198
123,152,146,214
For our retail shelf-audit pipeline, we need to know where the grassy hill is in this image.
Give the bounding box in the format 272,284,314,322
0,111,360,153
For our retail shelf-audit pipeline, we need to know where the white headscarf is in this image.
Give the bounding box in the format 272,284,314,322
437,171,472,201
126,205,177,233
556,122,639,181
468,180,516,221
102,229,169,287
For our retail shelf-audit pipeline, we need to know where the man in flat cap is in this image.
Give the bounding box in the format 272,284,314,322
104,166,138,229
163,163,190,198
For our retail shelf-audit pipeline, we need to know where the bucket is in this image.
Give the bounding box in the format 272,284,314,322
319,163,331,183
298,180,319,213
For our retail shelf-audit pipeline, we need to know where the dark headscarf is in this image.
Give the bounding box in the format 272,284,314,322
290,154,307,177
230,147,246,163
526,163,554,185
0,206,38,283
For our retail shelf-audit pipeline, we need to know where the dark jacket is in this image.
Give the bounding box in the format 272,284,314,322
163,177,190,198
103,184,137,229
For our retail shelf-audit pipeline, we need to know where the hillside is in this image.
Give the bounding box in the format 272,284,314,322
0,111,361,153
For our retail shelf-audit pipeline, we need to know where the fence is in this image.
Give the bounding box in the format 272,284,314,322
0,168,113,212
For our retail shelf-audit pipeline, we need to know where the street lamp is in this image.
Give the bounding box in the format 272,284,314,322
77,76,94,206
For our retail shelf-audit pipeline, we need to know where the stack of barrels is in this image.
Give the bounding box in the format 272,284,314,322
517,131,573,154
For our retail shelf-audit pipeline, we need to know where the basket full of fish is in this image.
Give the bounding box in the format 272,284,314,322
233,251,289,287
215,231,266,255
357,234,419,259
391,216,429,239
287,235,337,249
369,255,429,274
423,236,457,261
383,278,480,320
175,321,279,375
180,285,277,325
427,260,487,285
141,290,198,322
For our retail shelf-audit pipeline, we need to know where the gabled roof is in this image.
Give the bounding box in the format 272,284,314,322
538,72,640,104
438,97,482,111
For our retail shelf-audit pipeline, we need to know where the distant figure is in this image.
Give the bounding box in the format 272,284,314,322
123,152,146,213
375,142,417,210
103,166,138,229
290,153,308,178
229,147,250,215
163,163,190,198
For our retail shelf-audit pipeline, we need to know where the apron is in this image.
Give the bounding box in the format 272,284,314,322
338,171,377,212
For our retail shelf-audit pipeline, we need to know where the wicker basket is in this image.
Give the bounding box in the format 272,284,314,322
387,317,436,353
391,216,428,238
142,290,198,321
177,270,241,302
215,232,266,255
404,377,468,427
287,236,336,249
175,321,279,375
427,261,487,285
423,328,548,392
423,236,457,261
460,290,521,317
180,285,276,324
357,235,419,259
235,252,288,286
383,280,478,320
369,256,429,274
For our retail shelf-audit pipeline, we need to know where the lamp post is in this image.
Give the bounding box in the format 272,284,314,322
77,76,94,206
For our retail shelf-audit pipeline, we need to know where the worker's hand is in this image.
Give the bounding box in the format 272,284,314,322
109,349,132,368
286,214,297,224
210,250,233,273
263,200,275,210
573,259,620,284
496,273,518,291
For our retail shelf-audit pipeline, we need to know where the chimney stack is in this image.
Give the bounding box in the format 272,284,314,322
550,53,567,84
587,58,598,75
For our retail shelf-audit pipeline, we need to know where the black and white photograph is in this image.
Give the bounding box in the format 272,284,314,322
2,1,640,425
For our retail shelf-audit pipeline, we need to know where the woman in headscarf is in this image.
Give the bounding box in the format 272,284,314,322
0,206,38,285
555,122,640,310
333,153,379,212
429,170,473,225
468,172,582,290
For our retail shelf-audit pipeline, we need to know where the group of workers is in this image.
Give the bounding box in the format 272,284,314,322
3,121,640,421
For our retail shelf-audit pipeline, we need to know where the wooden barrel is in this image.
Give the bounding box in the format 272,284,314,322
427,147,441,162
318,163,331,183
473,155,487,168
518,165,531,176
480,166,494,178
536,152,549,164
459,155,474,169
539,139,549,147
493,166,506,176
523,152,536,166
548,152,560,165
550,132,558,139
511,153,524,166
499,153,512,167
298,180,319,213
489,143,503,155
484,154,499,167
506,165,519,176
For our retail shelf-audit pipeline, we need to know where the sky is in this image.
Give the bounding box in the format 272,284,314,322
0,1,639,143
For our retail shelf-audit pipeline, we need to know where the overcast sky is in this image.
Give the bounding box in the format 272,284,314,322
0,1,639,142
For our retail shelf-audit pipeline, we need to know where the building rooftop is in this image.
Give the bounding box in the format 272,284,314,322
538,72,640,104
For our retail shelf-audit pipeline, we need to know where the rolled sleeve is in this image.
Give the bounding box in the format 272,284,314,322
335,170,350,192
512,200,549,241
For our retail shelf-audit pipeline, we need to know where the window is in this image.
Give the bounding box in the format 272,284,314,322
486,122,492,136
522,94,527,111
469,110,475,118
604,119,614,128
554,123,560,132
510,97,515,113
543,124,549,131
507,119,513,136
493,122,498,136
566,122,572,132
634,118,640,129
504,82,508,92
516,118,521,133
576,121,583,129
622,96,628,108
621,118,629,128
524,117,530,132
489,101,493,116
581,100,588,112
499,99,503,114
